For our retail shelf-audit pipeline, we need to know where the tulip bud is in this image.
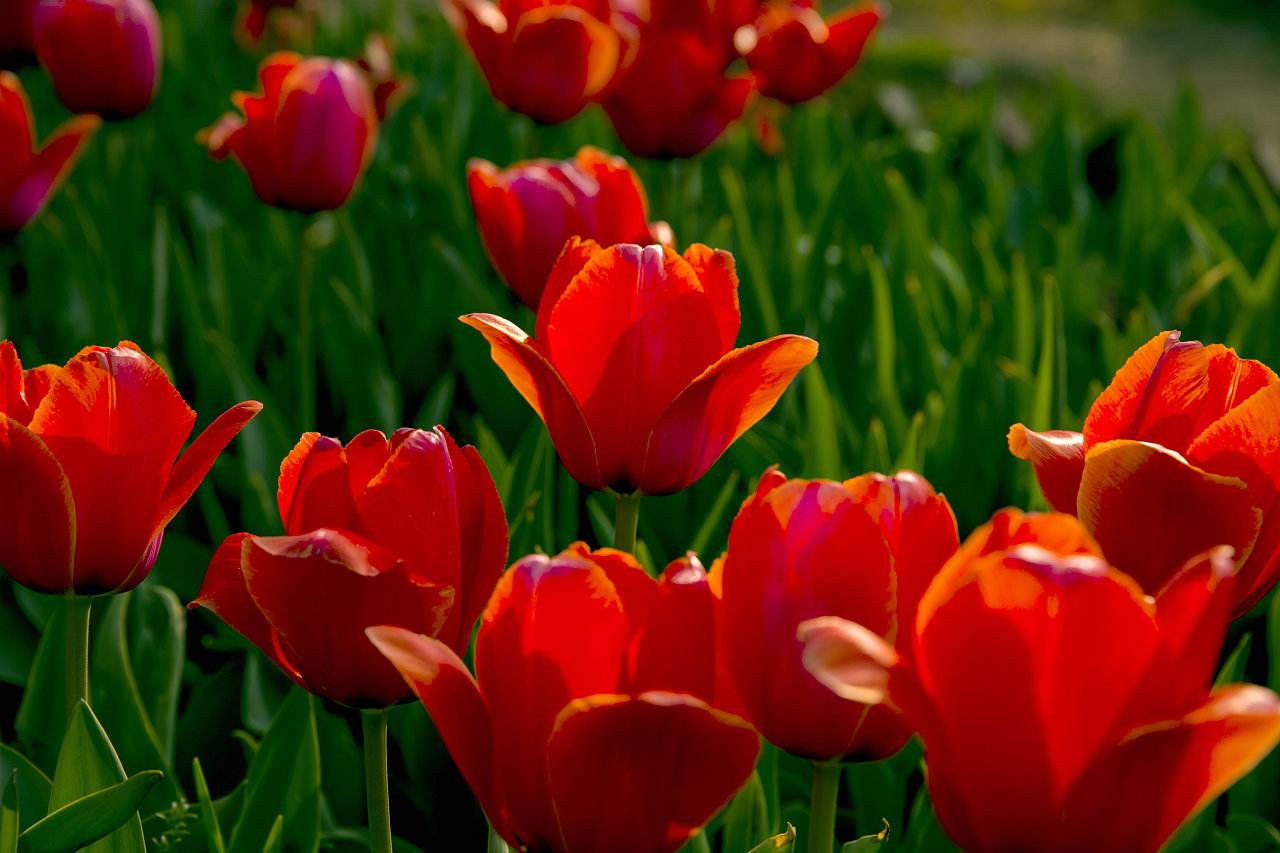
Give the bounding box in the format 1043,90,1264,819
32,0,162,119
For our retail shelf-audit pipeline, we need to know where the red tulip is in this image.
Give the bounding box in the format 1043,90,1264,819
602,1,754,158
443,0,620,124
467,146,672,309
738,1,880,105
1,0,35,60
715,468,957,761
355,34,409,123
0,341,260,595
202,52,379,213
192,426,508,707
1010,330,1280,615
1,71,99,235
802,509,1280,853
236,0,297,43
462,240,817,495
32,0,162,119
368,544,759,853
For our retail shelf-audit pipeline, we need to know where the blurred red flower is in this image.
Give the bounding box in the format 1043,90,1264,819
202,52,379,212
193,426,508,708
369,544,760,853
32,0,162,119
462,240,817,495
0,341,260,595
715,468,958,761
1010,330,1280,615
444,0,620,124
0,0,35,61
802,509,1280,853
738,1,880,105
0,72,98,235
467,146,672,309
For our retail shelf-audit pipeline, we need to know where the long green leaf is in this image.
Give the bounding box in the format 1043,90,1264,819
18,771,162,853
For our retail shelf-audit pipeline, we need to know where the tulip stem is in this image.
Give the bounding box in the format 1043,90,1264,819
806,762,841,853
297,222,315,432
613,492,642,554
362,709,394,853
65,595,92,716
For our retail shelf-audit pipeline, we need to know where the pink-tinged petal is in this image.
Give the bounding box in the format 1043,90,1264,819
546,692,760,853
242,529,455,706
798,616,898,706
3,112,98,235
639,335,817,495
277,433,357,535
365,626,513,843
0,72,34,170
502,5,620,124
540,244,739,488
1077,440,1261,593
628,555,717,702
460,313,604,489
467,158,552,310
1062,685,1280,853
1007,425,1086,514
0,415,75,593
28,343,196,592
153,401,261,532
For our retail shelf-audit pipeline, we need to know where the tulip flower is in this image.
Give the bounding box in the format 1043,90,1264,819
737,2,881,105
443,0,620,124
0,0,35,63
356,34,409,123
0,340,260,717
236,0,298,43
467,146,673,308
462,240,817,550
602,2,755,158
715,468,957,853
1009,330,1280,615
202,52,379,212
1,71,99,235
32,0,162,119
369,544,760,853
801,509,1280,853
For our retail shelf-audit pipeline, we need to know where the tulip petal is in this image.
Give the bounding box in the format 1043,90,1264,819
365,626,511,843
277,433,358,536
0,73,34,171
1062,685,1280,853
746,3,880,105
546,692,760,853
628,556,717,702
242,529,455,706
0,341,30,421
535,236,602,340
0,415,75,593
639,335,817,495
460,313,603,489
152,400,261,534
446,437,509,655
1007,425,1086,514
798,616,898,706
1078,440,1261,593
504,6,619,124
2,103,99,235
680,244,740,354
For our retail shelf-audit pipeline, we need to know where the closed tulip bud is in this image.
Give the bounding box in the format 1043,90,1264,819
468,147,672,309
369,544,759,853
802,510,1280,853
737,1,881,105
193,426,509,708
1010,330,1280,615
462,241,817,496
1,72,99,235
32,0,162,119
0,341,261,595
716,468,958,761
202,52,379,213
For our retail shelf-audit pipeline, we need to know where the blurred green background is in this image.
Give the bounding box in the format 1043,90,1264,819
3,0,1280,850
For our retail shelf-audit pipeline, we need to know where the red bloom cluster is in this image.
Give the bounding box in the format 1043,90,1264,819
802,510,1280,853
447,0,882,156
370,544,759,853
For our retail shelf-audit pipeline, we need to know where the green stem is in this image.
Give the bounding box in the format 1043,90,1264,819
613,492,642,554
297,223,315,432
362,709,393,853
65,596,92,717
807,762,841,853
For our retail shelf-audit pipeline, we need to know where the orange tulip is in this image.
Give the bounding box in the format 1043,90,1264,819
1010,330,1280,615
802,509,1280,853
462,240,817,495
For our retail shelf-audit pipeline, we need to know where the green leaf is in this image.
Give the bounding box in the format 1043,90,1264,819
261,816,284,853
0,747,50,834
46,702,148,853
227,689,321,853
747,823,796,853
0,592,37,687
15,609,70,771
192,758,226,853
2,776,18,853
1225,814,1280,853
720,773,769,853
841,819,889,852
1215,633,1253,688
18,771,162,853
